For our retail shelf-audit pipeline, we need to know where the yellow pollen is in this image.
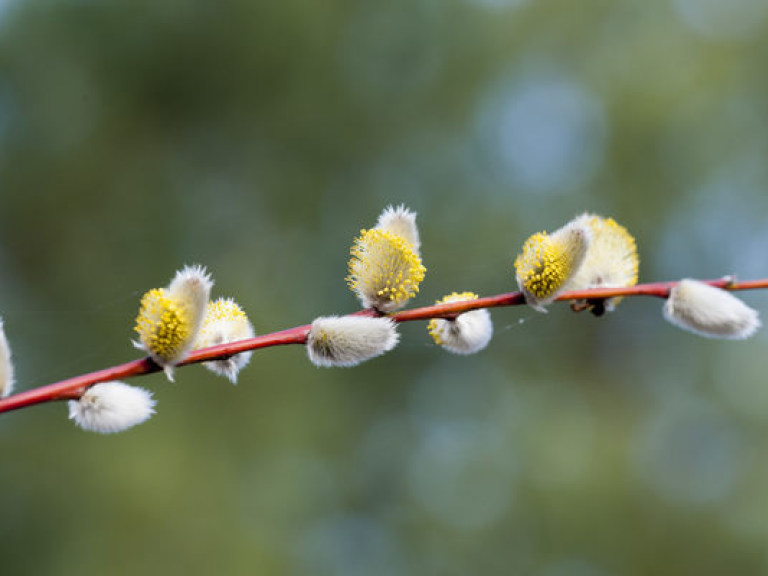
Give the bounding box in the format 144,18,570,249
195,298,252,349
204,299,247,324
603,217,639,285
513,232,575,299
134,288,193,362
347,228,426,310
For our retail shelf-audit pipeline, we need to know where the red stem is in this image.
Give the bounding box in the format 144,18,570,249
1,277,765,415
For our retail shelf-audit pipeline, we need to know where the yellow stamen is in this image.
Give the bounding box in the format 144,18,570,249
134,288,193,362
347,228,426,312
514,232,571,299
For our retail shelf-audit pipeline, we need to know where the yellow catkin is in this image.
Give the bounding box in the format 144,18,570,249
514,232,570,298
134,288,193,362
195,298,251,349
513,223,590,311
569,214,639,312
347,228,426,312
193,297,254,383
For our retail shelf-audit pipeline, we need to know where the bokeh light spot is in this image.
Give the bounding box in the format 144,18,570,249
475,70,607,195
672,0,768,40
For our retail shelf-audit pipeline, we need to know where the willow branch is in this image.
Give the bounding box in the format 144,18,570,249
1,276,765,415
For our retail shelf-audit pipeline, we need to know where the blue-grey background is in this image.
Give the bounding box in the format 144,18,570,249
1,0,768,574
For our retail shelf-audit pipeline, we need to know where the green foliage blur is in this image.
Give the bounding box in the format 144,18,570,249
1,0,768,574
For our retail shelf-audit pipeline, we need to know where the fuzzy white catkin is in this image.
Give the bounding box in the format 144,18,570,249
0,319,14,398
375,204,421,255
194,298,255,384
167,265,213,318
663,279,761,340
68,382,156,434
566,213,639,313
307,316,399,367
429,309,493,355
164,264,213,361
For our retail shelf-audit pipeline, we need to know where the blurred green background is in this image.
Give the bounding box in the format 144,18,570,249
1,0,768,574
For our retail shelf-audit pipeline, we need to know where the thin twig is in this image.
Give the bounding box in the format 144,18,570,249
0,277,765,415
